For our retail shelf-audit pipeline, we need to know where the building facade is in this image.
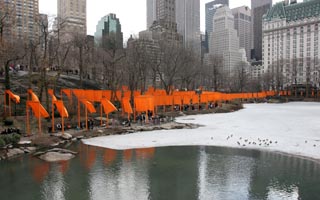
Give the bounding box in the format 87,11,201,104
57,0,86,37
94,14,123,49
205,0,229,53
175,0,200,55
0,0,39,42
251,0,272,61
209,6,243,77
263,0,320,88
146,0,156,29
205,0,229,34
142,0,182,43
232,6,252,61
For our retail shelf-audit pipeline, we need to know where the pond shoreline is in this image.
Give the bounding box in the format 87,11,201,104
0,102,243,161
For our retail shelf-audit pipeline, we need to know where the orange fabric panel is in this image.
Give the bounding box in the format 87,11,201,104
154,90,166,96
173,95,182,105
52,94,57,101
54,100,69,117
101,99,117,114
165,96,173,105
102,90,112,100
31,92,40,102
85,90,95,102
94,90,103,102
5,90,20,103
116,90,122,101
154,95,164,106
134,95,154,112
123,91,131,98
122,97,133,114
27,101,49,118
183,95,191,105
80,99,96,113
73,89,85,99
192,95,199,104
134,91,141,97
200,94,208,103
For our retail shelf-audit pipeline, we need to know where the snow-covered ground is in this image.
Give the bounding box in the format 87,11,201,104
83,102,320,160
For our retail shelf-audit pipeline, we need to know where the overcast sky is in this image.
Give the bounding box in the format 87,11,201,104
39,0,301,41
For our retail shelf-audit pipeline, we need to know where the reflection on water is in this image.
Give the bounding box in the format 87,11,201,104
0,144,320,200
197,147,254,200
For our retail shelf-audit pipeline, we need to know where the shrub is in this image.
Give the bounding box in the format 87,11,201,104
0,138,5,148
0,134,21,145
11,134,21,144
2,135,11,144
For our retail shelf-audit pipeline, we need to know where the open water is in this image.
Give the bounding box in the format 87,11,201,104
0,143,319,200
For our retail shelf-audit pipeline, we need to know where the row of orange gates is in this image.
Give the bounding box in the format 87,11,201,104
3,88,284,135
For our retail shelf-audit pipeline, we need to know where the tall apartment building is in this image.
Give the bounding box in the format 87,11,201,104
262,0,320,88
205,0,229,34
147,0,200,53
94,14,123,49
232,6,252,61
175,0,200,54
57,0,86,37
251,0,272,61
0,0,39,42
142,0,182,43
205,0,229,52
209,6,244,77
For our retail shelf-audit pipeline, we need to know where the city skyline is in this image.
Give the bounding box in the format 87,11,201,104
39,0,301,41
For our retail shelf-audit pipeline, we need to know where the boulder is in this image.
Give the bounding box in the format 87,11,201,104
61,133,72,140
49,148,77,155
26,147,37,153
7,148,24,158
39,152,75,162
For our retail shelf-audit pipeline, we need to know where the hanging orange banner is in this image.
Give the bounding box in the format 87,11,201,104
27,101,49,118
101,99,117,114
80,99,96,113
54,100,69,117
5,90,20,103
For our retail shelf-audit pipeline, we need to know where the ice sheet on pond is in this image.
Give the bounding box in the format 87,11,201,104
83,102,320,160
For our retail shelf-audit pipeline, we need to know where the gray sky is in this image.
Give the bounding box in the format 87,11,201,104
39,0,300,41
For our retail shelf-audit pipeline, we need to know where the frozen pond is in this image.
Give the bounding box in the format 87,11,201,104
84,102,320,161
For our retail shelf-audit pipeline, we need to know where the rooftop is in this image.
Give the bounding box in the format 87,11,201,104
264,0,320,22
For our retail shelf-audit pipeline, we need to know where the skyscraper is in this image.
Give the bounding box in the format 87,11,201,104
205,0,229,34
142,0,181,43
251,0,272,61
209,6,243,77
57,0,86,36
175,0,201,54
0,0,39,42
146,0,156,29
94,14,123,49
232,6,252,60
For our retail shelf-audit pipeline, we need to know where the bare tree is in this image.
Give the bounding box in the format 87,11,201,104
49,17,72,91
204,54,223,91
98,33,126,101
177,48,200,90
152,40,185,94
